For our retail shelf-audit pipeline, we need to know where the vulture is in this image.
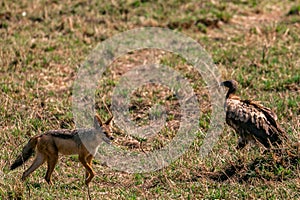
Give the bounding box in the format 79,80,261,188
220,80,288,149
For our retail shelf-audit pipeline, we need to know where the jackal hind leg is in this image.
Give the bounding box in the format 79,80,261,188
21,152,45,181
79,154,95,185
45,153,58,185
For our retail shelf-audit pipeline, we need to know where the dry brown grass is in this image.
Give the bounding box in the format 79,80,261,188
1,0,299,199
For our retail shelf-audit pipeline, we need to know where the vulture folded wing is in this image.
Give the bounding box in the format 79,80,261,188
226,98,282,147
243,100,287,143
243,100,278,121
244,100,287,135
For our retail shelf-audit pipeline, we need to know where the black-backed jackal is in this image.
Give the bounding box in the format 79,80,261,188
10,115,113,185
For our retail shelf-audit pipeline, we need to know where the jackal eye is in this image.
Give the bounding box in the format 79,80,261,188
103,130,113,140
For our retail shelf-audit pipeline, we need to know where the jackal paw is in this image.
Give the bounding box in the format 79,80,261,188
85,179,90,185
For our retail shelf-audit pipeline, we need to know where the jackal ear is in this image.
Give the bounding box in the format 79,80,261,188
104,116,113,125
94,114,103,127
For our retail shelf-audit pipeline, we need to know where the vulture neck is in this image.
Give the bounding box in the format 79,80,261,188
226,87,237,99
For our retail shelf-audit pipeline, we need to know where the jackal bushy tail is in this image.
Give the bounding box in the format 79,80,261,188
10,136,39,170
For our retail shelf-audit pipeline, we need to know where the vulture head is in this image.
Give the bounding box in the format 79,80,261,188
220,80,238,98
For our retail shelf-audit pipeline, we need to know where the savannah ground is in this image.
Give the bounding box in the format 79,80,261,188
1,0,300,199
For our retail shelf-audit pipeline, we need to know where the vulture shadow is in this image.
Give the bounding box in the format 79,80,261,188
208,145,300,183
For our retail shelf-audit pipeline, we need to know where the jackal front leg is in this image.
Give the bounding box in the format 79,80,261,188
85,155,94,179
79,154,95,185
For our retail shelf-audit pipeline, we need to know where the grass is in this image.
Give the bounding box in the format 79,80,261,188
1,0,300,199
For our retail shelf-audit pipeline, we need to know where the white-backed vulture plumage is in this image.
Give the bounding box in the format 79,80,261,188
221,80,288,149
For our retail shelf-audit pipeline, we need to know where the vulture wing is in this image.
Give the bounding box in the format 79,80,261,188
243,99,287,139
226,98,286,148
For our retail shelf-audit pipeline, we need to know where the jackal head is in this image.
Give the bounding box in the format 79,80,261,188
94,114,114,143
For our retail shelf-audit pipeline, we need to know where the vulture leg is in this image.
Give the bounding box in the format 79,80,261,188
237,136,248,150
259,138,271,149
